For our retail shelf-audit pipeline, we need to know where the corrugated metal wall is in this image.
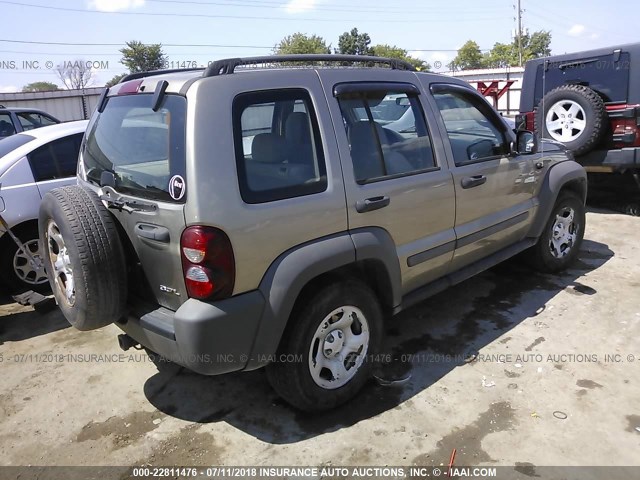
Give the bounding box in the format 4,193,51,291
0,87,104,121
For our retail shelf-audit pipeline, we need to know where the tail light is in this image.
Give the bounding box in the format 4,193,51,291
180,226,235,301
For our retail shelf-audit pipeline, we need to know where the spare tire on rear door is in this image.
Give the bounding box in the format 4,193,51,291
39,185,127,331
534,84,607,156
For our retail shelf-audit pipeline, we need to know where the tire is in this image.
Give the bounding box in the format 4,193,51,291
0,225,50,294
528,191,586,273
38,185,127,330
266,280,383,412
534,85,606,156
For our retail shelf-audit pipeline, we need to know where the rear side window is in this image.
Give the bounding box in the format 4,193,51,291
17,112,58,131
534,52,630,104
0,133,35,158
83,94,186,202
337,90,435,184
28,133,82,181
233,90,327,204
0,113,16,138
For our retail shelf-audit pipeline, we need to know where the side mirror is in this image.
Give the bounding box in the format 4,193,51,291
513,130,538,155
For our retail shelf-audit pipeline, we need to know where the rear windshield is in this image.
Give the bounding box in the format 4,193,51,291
82,94,186,202
0,133,35,158
534,52,630,105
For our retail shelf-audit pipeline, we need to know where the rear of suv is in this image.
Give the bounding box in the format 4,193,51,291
517,43,640,207
39,55,587,411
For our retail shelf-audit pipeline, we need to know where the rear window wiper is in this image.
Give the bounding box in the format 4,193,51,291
99,185,157,214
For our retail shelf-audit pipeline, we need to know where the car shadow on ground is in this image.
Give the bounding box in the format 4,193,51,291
0,295,69,344
143,238,613,444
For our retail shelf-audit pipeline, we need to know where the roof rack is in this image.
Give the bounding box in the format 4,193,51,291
203,54,416,77
119,67,204,84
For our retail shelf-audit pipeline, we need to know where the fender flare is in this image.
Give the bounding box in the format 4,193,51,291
528,160,587,239
245,228,401,370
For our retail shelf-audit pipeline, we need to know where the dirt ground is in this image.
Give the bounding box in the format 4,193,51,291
1,208,639,475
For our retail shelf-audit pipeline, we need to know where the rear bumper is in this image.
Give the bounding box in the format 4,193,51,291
118,291,265,375
579,147,640,172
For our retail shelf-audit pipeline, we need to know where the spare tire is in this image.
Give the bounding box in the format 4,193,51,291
39,185,127,330
534,84,606,156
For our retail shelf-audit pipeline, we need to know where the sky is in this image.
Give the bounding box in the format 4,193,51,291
0,0,638,92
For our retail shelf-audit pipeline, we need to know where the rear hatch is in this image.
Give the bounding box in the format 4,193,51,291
79,89,188,310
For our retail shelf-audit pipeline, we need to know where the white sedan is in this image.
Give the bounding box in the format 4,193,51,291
0,120,88,293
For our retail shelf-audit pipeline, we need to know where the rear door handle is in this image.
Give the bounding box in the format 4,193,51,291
356,195,391,213
461,175,487,189
135,223,170,243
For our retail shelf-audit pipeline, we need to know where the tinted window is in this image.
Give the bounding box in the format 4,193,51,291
28,133,82,181
233,90,327,204
0,113,16,138
337,90,435,184
534,52,630,104
434,91,509,166
0,133,35,158
16,112,58,131
83,94,186,202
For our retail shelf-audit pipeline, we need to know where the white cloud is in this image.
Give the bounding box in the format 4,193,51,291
567,24,586,37
590,32,600,40
283,0,316,14
409,51,451,70
89,0,145,12
0,85,19,93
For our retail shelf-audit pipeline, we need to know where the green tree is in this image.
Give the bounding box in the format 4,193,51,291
105,74,127,88
120,41,167,73
371,44,431,71
337,28,372,55
485,30,552,67
450,40,486,70
21,81,59,92
274,33,331,54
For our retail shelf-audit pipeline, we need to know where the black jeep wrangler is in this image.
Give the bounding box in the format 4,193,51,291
517,43,640,211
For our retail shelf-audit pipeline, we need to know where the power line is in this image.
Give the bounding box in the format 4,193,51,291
0,39,481,52
0,1,510,23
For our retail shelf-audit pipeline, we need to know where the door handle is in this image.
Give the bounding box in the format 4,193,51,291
461,175,487,189
135,223,170,243
355,195,391,213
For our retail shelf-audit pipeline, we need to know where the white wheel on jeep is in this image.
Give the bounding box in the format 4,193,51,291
308,305,370,389
545,100,587,143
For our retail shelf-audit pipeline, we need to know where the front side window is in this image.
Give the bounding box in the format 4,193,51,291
82,94,186,202
337,90,435,184
28,133,82,181
433,90,509,166
233,90,327,204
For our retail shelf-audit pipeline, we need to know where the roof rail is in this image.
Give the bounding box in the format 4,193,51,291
119,67,205,83
203,54,416,77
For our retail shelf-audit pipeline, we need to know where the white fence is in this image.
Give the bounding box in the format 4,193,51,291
0,87,105,121
444,67,524,116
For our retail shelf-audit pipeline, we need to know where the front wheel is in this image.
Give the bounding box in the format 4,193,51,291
266,280,383,412
528,191,586,272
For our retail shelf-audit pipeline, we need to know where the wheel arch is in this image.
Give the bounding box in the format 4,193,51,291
245,228,401,370
528,160,587,239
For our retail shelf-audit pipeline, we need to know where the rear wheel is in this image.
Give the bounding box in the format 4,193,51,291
39,186,127,330
266,280,383,412
0,225,49,294
528,191,585,272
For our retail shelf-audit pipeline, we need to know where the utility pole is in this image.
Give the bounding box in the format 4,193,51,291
516,0,523,66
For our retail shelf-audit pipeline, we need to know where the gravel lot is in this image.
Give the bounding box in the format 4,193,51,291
1,208,639,475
